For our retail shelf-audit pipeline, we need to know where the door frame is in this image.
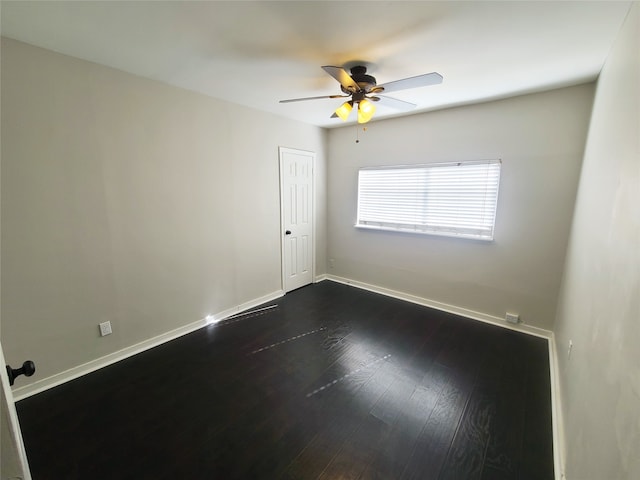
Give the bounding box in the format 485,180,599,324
278,147,315,293
1,341,33,480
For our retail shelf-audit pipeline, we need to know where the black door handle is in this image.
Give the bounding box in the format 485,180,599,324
6,360,36,386
285,230,291,235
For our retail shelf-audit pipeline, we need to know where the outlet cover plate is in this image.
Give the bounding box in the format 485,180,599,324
505,312,520,324
99,321,112,337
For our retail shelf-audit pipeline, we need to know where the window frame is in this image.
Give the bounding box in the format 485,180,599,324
355,159,502,241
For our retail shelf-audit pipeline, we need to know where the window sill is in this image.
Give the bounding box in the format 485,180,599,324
354,223,494,242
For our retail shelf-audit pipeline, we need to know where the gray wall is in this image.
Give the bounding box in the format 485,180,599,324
0,38,327,385
326,85,594,330
555,4,639,479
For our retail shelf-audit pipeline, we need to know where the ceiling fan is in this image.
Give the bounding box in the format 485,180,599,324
279,65,443,124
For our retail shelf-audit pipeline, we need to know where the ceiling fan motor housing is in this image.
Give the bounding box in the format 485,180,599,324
341,65,377,94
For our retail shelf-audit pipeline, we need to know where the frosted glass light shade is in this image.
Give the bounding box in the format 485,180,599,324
357,99,376,124
335,101,353,121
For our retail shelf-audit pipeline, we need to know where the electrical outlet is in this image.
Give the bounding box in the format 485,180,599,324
329,258,335,269
99,321,112,337
505,312,520,324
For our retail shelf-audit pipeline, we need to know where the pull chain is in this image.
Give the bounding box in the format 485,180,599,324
355,126,367,143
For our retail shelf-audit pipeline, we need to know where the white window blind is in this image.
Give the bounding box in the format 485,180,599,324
356,160,501,240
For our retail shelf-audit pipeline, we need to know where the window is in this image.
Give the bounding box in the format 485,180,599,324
356,160,501,240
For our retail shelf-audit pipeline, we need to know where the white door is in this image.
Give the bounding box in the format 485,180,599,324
279,147,314,292
1,341,32,480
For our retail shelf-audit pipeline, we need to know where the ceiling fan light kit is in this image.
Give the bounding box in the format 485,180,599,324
356,98,376,124
279,65,443,124
334,98,376,124
335,101,353,121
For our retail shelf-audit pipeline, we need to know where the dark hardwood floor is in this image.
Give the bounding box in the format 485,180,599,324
16,281,554,479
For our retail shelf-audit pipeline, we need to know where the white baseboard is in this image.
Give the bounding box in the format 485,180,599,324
323,274,553,339
548,333,567,480
13,289,284,401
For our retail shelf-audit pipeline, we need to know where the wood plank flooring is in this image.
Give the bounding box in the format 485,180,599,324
16,281,554,479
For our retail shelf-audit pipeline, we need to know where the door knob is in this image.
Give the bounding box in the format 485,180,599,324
6,360,36,386
285,230,291,235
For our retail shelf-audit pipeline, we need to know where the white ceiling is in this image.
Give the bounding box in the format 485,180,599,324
0,1,632,128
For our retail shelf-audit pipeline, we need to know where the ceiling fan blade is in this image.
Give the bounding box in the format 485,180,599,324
322,66,359,93
279,95,346,104
377,72,443,94
375,95,417,111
